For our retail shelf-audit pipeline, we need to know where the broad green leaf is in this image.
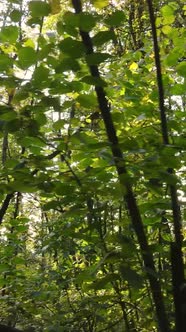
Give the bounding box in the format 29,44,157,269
18,47,37,69
0,26,19,43
0,106,17,121
12,257,25,264
85,53,112,65
0,54,13,71
91,0,109,9
163,15,175,24
81,75,107,87
105,10,125,26
57,20,78,37
19,136,46,148
0,264,10,273
8,181,37,193
12,89,30,103
54,182,76,195
4,159,20,169
63,11,79,27
58,38,85,58
53,119,66,130
76,93,97,107
78,12,97,32
161,5,174,17
120,265,143,288
165,50,180,66
86,274,118,290
64,12,96,32
55,58,80,72
92,30,115,46
32,65,50,87
176,62,186,78
29,1,51,17
159,171,178,185
10,9,22,22
162,25,172,35
76,269,96,283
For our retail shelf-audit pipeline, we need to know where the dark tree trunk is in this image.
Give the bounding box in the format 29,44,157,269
0,325,23,332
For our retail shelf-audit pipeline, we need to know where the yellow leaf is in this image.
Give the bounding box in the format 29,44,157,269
162,25,172,35
129,62,138,72
49,0,61,15
24,38,35,48
91,0,109,9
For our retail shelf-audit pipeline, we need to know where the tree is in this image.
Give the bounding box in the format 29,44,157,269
0,0,185,331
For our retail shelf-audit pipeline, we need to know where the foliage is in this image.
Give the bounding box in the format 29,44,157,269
0,0,185,331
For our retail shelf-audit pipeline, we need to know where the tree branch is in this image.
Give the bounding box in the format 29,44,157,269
0,193,14,225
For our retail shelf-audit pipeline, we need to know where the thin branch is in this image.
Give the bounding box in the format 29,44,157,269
146,0,169,145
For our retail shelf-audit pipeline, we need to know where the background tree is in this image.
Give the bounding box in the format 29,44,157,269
0,0,185,331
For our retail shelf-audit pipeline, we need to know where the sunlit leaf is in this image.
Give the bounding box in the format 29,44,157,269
91,0,109,9
0,26,19,43
18,47,37,69
29,1,51,17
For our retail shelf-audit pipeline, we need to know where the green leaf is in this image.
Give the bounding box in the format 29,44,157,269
0,106,17,121
19,136,46,148
43,200,61,210
0,264,10,273
165,50,180,66
85,53,112,65
87,274,118,290
91,0,109,9
159,171,178,185
12,89,30,103
170,84,185,95
54,182,76,195
0,26,19,43
8,181,37,193
176,62,186,78
10,9,22,22
63,11,80,27
161,5,174,17
163,15,175,24
12,257,25,264
18,47,37,69
105,10,125,26
120,265,143,288
162,25,172,35
76,269,96,283
63,12,97,32
55,58,80,72
92,30,116,46
29,1,51,17
0,54,13,71
78,12,97,32
53,119,66,130
57,21,78,37
76,93,97,107
81,75,107,87
32,65,50,87
58,38,85,58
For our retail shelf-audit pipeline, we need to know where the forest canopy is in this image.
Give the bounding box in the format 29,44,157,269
0,0,185,331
